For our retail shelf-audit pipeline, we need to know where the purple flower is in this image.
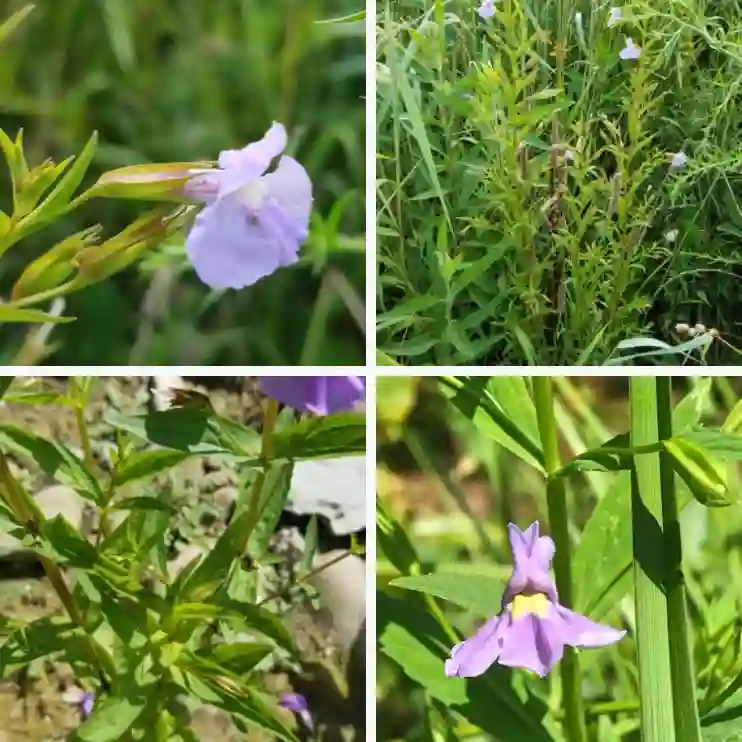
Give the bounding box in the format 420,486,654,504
279,693,314,730
445,522,625,678
670,150,687,170
259,376,365,415
607,6,623,27
619,37,641,60
184,122,313,290
478,0,495,18
80,692,95,718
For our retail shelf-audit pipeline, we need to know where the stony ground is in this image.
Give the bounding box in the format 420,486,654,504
0,377,359,742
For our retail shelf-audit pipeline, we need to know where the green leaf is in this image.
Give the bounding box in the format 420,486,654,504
271,412,366,460
573,393,711,617
439,376,545,473
376,497,421,576
109,496,177,514
74,696,146,742
242,463,293,559
104,408,261,457
377,591,559,742
390,572,504,616
665,438,736,507
172,662,298,742
33,132,98,220
197,642,273,675
702,689,742,741
0,618,78,678
0,5,34,46
0,424,104,503
0,306,73,324
112,449,191,485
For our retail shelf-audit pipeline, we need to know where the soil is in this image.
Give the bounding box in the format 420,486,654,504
0,377,359,742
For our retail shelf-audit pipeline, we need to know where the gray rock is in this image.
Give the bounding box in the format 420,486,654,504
0,485,87,557
285,456,365,535
307,550,366,652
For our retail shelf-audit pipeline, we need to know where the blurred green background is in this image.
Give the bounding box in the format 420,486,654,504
0,0,365,365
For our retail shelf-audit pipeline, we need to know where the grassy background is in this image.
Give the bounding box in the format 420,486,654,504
377,0,742,365
0,0,365,365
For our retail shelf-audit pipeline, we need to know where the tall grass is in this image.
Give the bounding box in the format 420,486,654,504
376,0,742,365
0,0,365,365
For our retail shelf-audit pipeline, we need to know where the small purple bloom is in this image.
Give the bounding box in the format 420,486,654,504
184,122,313,290
259,376,366,415
81,692,95,717
279,693,314,730
670,150,687,170
607,6,623,27
564,149,575,163
445,522,625,678
619,37,641,60
478,0,495,18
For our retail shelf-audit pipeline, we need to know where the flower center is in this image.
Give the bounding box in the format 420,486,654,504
510,593,550,620
237,179,269,211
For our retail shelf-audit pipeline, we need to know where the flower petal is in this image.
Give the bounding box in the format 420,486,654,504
219,122,287,174
497,613,561,677
554,605,627,648
262,155,313,230
186,197,297,290
445,614,506,677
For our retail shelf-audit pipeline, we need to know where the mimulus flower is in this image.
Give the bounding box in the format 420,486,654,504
184,122,312,290
80,692,95,718
260,376,366,415
279,693,314,730
670,150,687,170
478,0,495,18
565,149,575,163
445,522,625,678
619,37,641,59
607,7,623,27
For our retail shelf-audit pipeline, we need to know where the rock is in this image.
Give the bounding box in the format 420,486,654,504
0,485,87,558
285,457,365,536
167,544,205,581
307,550,365,652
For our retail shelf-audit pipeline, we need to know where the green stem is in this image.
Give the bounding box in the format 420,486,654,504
630,377,676,742
657,378,701,742
242,398,280,546
532,377,587,742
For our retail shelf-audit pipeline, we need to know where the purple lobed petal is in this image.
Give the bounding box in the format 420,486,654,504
503,522,558,605
186,196,297,289
259,376,366,415
183,123,312,290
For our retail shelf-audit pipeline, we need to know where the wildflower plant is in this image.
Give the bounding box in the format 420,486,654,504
377,376,742,742
0,5,365,365
0,376,366,740
376,0,742,365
